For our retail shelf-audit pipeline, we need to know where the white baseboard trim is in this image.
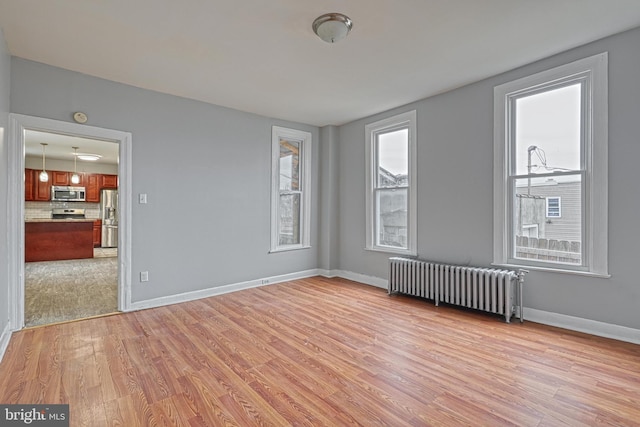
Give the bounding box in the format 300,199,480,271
524,308,640,345
322,269,640,345
0,322,12,364
129,269,322,312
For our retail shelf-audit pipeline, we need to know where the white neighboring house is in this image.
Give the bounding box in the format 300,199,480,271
515,178,581,264
378,167,408,248
515,178,581,242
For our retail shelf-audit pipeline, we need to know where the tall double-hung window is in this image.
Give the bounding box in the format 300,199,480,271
271,126,311,252
493,53,608,276
365,110,417,255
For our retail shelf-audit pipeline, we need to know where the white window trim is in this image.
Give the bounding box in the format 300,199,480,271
546,197,562,218
8,114,133,330
270,126,312,253
493,52,608,277
365,110,417,255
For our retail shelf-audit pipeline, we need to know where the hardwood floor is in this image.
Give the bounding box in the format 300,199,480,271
1,276,639,426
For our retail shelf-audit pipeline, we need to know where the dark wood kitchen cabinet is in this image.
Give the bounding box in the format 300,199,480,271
85,174,101,202
52,170,71,186
33,173,51,201
52,170,84,186
25,168,50,201
86,173,118,202
101,174,118,189
93,219,102,247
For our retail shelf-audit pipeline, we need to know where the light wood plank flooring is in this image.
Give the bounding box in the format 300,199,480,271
1,277,639,426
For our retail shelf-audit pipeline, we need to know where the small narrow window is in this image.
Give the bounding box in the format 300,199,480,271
546,197,561,218
271,126,311,252
365,111,417,255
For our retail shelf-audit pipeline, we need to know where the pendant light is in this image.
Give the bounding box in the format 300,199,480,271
39,143,49,182
71,146,80,184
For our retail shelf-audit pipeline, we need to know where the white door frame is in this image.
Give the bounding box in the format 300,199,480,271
8,114,132,330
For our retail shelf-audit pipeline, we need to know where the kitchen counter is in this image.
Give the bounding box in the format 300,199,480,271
25,220,94,262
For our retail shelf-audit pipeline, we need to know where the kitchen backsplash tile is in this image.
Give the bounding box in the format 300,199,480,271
25,201,101,219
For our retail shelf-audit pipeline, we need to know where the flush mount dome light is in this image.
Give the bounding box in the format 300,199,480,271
312,13,353,43
76,153,102,161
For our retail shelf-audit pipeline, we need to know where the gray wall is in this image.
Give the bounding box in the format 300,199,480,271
0,30,9,337
337,27,640,330
10,58,320,303
318,125,339,271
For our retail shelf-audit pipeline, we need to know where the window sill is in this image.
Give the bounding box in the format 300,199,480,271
269,245,311,254
492,262,610,279
365,246,417,257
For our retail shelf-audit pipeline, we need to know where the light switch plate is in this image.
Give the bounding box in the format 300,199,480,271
139,193,147,204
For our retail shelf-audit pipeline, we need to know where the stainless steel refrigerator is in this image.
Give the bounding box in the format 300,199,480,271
100,189,118,248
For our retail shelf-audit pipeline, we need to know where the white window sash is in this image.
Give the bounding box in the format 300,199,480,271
271,126,312,252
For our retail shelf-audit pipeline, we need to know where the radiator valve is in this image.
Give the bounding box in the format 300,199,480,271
516,269,529,323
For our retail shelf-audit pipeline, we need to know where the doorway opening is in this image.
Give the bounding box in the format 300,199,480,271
24,130,119,327
8,114,132,330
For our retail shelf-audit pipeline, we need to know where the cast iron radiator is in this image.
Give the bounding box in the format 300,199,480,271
388,257,527,323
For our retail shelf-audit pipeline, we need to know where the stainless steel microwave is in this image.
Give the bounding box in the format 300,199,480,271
51,186,86,202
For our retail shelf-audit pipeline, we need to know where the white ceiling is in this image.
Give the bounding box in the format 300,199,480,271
1,1,640,127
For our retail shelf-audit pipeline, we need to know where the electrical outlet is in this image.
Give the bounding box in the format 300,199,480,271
140,271,149,282
261,279,270,285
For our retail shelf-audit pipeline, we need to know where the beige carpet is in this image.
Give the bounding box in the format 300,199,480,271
25,257,118,327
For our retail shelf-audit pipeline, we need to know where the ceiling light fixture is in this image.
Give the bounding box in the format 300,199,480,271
312,13,353,43
77,153,102,161
39,143,49,182
71,146,80,184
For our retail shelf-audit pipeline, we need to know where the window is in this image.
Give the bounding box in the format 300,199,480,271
493,53,608,276
365,110,417,255
271,126,311,252
546,197,561,218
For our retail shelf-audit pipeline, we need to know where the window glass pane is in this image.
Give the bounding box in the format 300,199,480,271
377,129,408,188
514,175,581,265
279,139,300,191
376,188,408,248
279,193,300,245
515,84,581,175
